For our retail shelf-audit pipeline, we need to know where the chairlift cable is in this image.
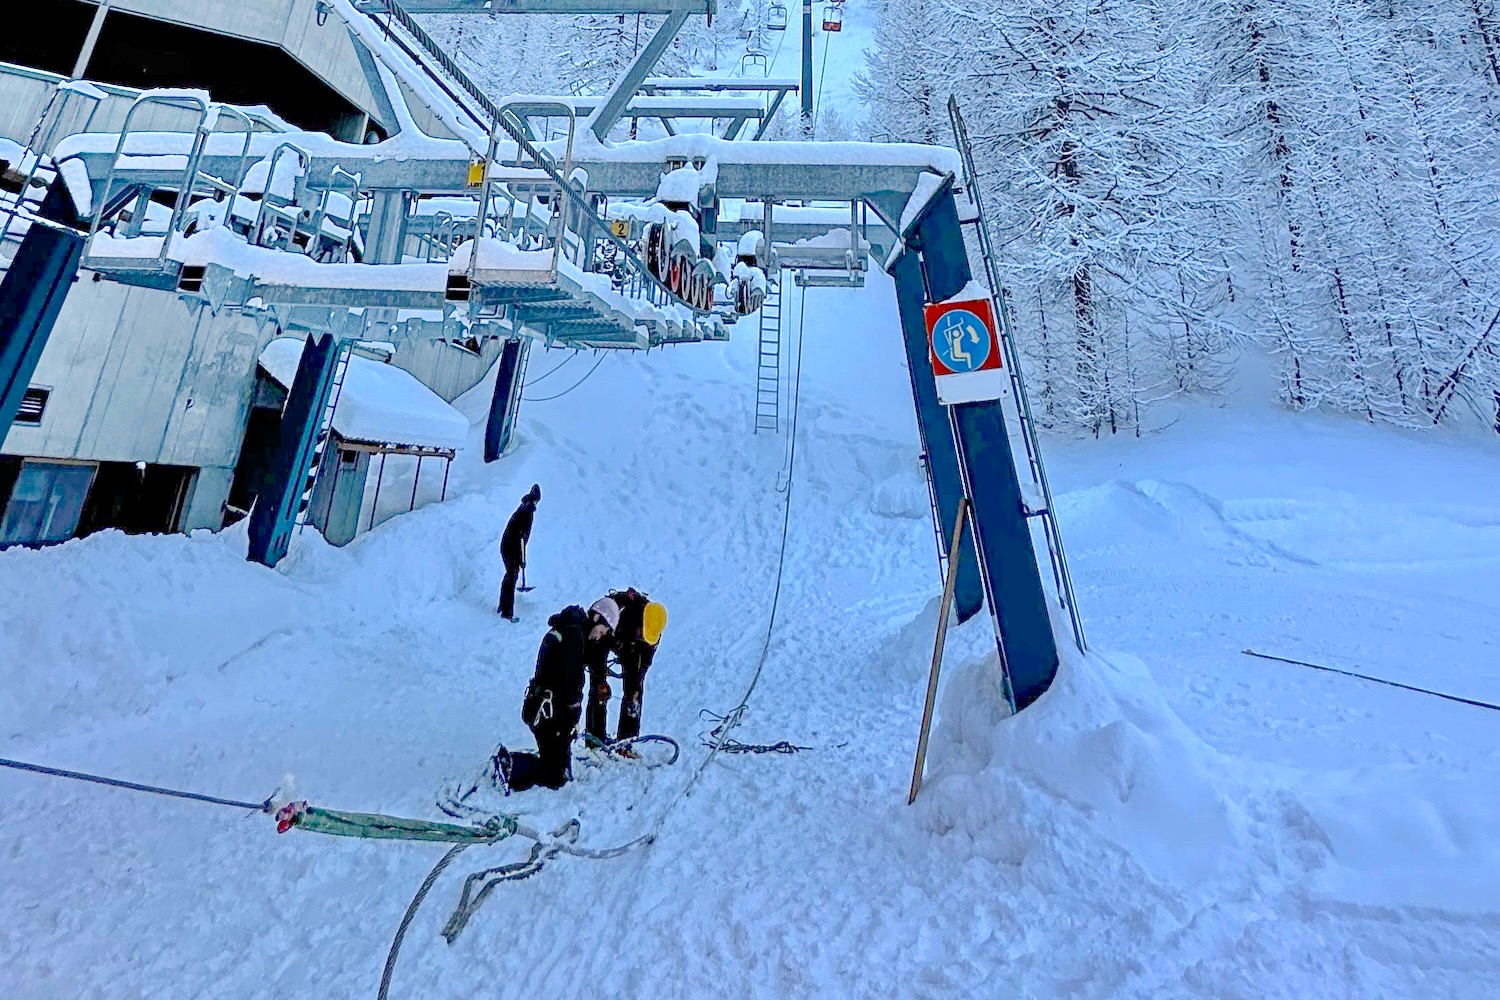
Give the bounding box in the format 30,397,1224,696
521,350,578,388
521,354,606,402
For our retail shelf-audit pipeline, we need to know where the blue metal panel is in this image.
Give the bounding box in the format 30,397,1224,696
912,181,969,302
484,337,529,462
914,187,1059,710
949,400,1058,708
889,250,983,622
247,333,339,568
0,183,85,436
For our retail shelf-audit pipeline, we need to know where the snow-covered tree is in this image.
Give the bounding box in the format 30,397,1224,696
951,0,1237,434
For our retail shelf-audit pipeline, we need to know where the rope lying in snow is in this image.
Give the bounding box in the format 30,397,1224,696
1243,649,1500,713
377,818,649,999
0,756,274,813
698,710,810,755
692,280,809,774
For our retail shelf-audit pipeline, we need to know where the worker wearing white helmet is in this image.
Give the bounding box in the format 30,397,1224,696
584,588,668,750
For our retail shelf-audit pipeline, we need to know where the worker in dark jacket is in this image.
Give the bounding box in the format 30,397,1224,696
584,589,668,751
497,484,541,621
489,604,602,792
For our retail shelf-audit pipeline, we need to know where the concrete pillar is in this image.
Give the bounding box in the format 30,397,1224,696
73,1,112,79
179,466,235,531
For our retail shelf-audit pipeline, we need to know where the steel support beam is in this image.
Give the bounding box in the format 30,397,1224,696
590,10,691,142
484,338,529,461
247,333,341,568
72,0,111,78
801,0,814,129
0,184,85,438
58,134,956,204
910,188,1059,710
889,249,983,623
366,189,412,265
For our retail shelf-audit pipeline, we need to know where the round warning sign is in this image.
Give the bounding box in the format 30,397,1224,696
924,297,1002,381
930,308,993,374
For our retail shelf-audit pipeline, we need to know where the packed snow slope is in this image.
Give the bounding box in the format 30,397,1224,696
3,273,1500,998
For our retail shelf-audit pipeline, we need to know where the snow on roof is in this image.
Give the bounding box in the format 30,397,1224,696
58,80,108,100
939,278,993,305
162,226,448,290
899,171,948,236
259,337,468,452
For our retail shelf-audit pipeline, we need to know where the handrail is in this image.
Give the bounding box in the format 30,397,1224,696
490,102,716,324
0,80,105,248
354,0,503,132
84,93,211,268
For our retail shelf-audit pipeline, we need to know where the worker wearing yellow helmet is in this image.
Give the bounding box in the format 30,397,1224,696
583,587,668,750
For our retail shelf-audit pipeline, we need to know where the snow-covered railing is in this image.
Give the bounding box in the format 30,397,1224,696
461,102,719,336
351,0,504,134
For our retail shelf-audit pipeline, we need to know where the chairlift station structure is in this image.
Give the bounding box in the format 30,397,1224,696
0,0,1079,708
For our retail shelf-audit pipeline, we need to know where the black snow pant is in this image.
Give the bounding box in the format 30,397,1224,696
586,660,612,743
498,547,521,618
506,725,573,791
616,647,654,741
587,649,653,742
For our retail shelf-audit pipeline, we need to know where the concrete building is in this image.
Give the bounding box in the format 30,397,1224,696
0,0,497,547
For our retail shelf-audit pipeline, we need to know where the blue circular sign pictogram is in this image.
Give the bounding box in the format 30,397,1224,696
931,309,992,374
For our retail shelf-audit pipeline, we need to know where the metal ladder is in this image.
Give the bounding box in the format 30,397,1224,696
948,96,1087,652
295,340,354,530
753,274,783,432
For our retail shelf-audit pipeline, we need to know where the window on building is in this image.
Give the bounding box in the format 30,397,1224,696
74,462,196,538
0,460,97,547
15,387,50,426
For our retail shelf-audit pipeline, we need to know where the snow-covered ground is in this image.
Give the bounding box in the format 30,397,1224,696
3,270,1498,997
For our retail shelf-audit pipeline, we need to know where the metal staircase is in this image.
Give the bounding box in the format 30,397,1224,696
753,273,783,432
948,96,1087,652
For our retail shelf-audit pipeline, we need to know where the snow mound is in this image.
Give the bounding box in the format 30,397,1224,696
868,467,928,520
920,647,1246,888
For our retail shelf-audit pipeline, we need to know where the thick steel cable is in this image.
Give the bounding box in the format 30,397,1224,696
377,844,470,1000
0,756,271,813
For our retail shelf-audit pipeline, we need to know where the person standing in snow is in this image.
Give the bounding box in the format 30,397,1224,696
584,589,668,752
497,484,540,621
488,604,608,792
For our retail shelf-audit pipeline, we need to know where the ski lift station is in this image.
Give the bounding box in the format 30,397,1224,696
0,0,1084,707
